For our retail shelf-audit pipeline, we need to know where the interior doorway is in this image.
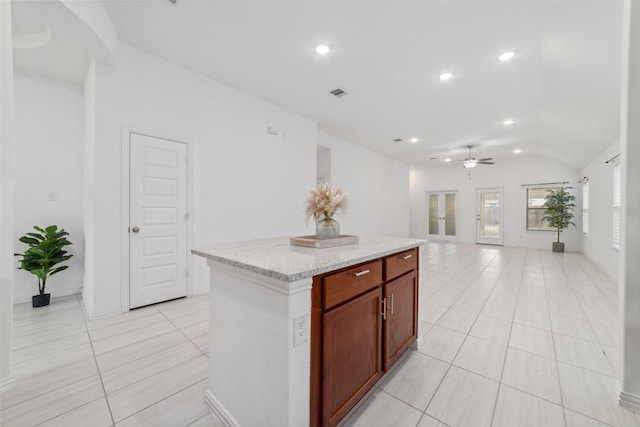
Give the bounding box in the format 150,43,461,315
127,131,190,309
317,144,331,185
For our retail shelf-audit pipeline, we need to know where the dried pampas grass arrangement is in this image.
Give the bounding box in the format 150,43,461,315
304,184,350,223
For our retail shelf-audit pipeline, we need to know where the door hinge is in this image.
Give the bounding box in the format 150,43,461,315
184,212,189,220
185,268,189,277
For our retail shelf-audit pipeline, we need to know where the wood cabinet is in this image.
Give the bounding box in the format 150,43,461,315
310,248,419,427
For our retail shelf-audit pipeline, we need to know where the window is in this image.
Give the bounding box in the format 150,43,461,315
527,187,560,230
582,182,589,234
613,164,621,248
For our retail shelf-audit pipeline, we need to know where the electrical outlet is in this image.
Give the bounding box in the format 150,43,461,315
293,312,310,347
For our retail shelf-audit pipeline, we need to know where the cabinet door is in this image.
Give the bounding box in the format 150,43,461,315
383,271,418,371
323,287,383,426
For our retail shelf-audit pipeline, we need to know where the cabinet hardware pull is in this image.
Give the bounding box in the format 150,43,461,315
380,298,387,320
354,269,370,277
402,254,412,260
388,293,394,314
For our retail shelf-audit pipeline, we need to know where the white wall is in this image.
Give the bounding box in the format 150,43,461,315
580,141,620,280
410,156,582,251
89,43,317,315
618,0,640,411
12,73,84,302
1,0,16,391
316,132,410,238
83,59,96,314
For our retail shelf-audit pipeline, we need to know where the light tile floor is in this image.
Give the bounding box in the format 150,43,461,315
1,242,639,427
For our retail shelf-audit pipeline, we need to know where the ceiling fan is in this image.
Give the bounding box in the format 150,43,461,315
460,145,494,168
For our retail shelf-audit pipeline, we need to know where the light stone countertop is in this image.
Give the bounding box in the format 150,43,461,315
192,236,426,282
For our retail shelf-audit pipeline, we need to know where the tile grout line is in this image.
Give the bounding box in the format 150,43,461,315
565,254,621,379
541,249,572,427
544,252,624,426
156,307,209,357
114,377,209,426
77,294,118,427
421,246,510,423
488,247,527,427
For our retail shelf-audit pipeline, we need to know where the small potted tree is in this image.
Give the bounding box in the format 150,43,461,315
542,187,576,253
14,225,73,307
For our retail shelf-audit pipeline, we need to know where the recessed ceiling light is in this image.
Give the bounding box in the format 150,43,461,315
315,44,330,55
503,119,515,126
439,72,454,81
514,149,521,154
498,51,516,61
409,137,419,143
445,158,451,162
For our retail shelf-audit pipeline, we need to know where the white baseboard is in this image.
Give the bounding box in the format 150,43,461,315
617,382,640,413
86,307,122,320
413,336,424,349
0,375,15,393
13,288,81,304
205,390,240,427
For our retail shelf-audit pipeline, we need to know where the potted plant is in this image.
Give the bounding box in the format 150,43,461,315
14,225,73,307
542,187,576,253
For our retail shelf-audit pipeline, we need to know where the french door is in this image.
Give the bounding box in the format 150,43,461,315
476,188,503,245
427,192,457,242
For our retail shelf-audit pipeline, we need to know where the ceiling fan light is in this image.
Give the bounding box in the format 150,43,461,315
464,159,478,168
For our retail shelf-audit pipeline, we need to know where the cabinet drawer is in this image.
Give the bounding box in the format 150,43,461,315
324,260,383,310
384,248,418,281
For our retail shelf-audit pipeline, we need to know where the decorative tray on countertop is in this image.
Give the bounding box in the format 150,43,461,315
290,235,359,249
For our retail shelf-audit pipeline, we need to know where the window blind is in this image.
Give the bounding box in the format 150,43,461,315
582,182,589,234
613,164,621,248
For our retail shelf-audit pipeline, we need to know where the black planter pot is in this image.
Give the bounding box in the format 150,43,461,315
32,293,51,307
552,242,565,253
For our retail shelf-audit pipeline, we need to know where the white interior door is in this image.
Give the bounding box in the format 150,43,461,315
427,192,457,242
129,133,188,308
476,188,503,245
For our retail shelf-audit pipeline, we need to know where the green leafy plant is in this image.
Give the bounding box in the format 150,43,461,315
14,225,73,295
542,187,576,243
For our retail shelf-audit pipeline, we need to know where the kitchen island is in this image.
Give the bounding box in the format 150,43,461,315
192,236,426,427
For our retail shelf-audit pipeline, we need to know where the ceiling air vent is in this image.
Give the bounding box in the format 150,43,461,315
330,88,347,98
393,138,403,142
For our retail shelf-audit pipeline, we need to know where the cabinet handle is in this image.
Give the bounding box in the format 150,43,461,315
402,254,412,260
380,298,387,320
354,269,370,277
387,293,394,314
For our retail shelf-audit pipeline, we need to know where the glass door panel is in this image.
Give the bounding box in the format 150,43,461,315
428,194,440,236
444,193,456,236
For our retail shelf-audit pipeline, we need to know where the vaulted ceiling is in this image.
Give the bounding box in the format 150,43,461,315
13,1,624,170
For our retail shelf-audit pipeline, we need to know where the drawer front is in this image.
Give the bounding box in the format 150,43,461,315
384,248,418,281
324,260,383,310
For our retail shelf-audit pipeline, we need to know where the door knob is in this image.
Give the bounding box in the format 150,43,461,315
131,226,140,233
